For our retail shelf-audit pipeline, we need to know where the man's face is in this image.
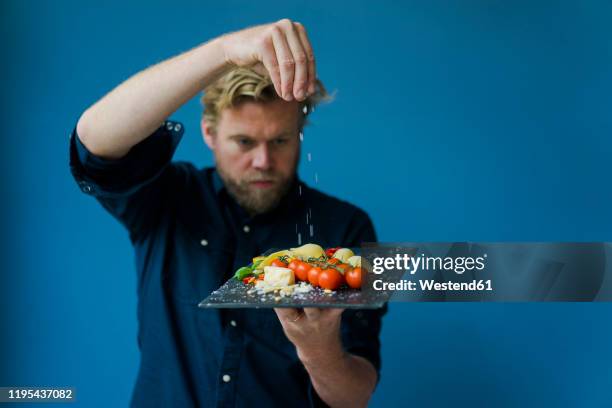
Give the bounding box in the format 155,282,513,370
202,98,301,215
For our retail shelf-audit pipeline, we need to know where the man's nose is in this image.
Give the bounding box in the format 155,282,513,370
252,144,272,170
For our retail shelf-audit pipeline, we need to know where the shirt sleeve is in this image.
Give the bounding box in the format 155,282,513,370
341,207,386,375
69,120,185,243
308,208,387,407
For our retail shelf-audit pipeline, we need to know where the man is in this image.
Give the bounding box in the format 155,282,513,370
70,19,385,408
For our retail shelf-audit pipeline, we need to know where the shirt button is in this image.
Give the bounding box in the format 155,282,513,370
166,122,173,130
174,123,182,131
230,320,237,327
222,374,231,383
82,185,92,193
200,239,208,247
243,225,250,233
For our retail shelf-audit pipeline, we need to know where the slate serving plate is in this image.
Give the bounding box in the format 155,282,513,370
198,248,391,309
198,277,389,309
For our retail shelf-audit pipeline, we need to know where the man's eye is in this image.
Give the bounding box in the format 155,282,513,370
238,138,254,147
273,138,288,146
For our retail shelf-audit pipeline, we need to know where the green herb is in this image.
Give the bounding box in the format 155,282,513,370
234,266,254,281
233,258,265,281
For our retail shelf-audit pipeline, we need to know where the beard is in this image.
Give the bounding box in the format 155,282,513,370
216,165,296,216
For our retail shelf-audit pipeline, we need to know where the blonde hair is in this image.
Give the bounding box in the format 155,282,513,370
201,67,331,132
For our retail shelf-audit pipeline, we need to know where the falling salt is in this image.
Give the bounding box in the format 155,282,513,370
299,132,304,142
314,173,318,184
297,232,302,245
309,208,312,219
302,105,308,114
309,224,314,237
298,185,302,196
306,212,309,224
295,223,298,233
307,153,312,162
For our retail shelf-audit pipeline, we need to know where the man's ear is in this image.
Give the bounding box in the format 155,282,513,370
201,117,216,150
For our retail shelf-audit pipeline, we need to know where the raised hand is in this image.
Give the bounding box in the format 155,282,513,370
221,19,316,102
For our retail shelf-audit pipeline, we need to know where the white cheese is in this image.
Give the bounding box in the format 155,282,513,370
263,266,295,287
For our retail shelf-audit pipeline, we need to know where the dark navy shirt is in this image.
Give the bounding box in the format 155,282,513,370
69,120,386,408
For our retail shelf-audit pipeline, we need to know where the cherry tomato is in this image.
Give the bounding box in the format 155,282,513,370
318,268,343,290
346,267,362,289
271,258,288,268
307,266,322,287
327,258,340,265
336,263,351,275
287,259,303,280
325,247,340,257
242,277,251,284
288,259,300,271
295,261,311,281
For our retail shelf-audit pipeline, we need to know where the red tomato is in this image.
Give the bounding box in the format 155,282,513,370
336,263,351,275
346,267,362,289
325,247,340,257
288,259,300,271
271,258,288,268
318,268,343,290
307,266,322,287
295,261,311,281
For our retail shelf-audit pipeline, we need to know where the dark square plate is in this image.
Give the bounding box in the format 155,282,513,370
198,248,390,309
198,277,388,309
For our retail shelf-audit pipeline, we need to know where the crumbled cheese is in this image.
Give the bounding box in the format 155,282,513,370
293,281,313,294
252,279,315,298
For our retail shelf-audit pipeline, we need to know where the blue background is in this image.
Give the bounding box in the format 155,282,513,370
2,1,611,407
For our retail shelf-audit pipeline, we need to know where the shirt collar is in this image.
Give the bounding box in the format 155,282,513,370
212,168,225,196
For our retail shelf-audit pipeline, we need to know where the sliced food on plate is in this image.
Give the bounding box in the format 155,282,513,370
232,243,365,299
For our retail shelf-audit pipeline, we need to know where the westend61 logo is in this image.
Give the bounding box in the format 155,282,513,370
372,253,488,275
